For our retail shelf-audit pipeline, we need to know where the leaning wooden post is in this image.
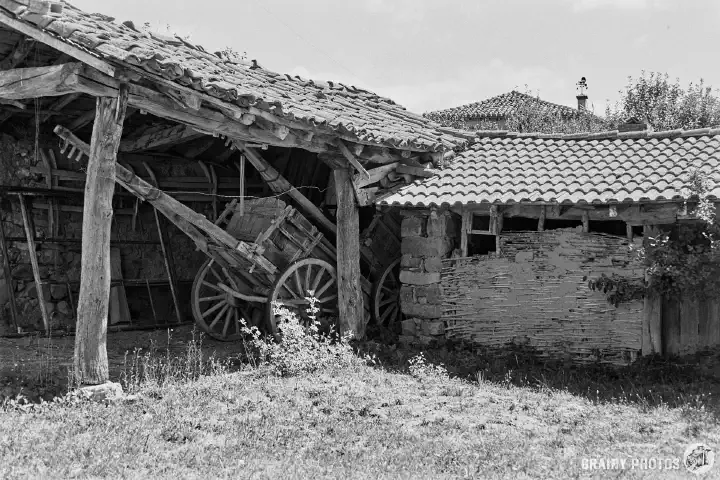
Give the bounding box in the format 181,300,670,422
74,86,128,386
333,168,364,339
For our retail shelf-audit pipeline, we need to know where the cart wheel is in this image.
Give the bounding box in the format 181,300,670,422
373,258,403,327
267,258,338,338
191,258,256,341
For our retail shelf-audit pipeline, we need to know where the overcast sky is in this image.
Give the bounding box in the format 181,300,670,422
74,0,719,117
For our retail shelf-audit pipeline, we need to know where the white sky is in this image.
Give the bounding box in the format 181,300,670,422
74,0,720,116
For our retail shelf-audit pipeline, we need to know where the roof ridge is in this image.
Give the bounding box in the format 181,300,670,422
473,126,720,141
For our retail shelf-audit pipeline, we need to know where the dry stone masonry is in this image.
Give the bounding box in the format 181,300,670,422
398,209,457,345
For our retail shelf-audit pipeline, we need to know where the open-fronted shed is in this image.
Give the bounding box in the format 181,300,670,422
0,0,469,384
380,127,720,364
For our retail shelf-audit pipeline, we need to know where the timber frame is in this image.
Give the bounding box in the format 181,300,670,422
0,1,467,380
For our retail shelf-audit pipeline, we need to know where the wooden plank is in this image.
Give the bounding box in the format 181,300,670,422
0,12,116,77
17,194,50,331
680,298,700,355
73,86,129,386
238,143,337,235
337,140,370,181
108,248,131,325
642,291,663,356
334,168,365,339
0,209,19,332
119,124,202,153
662,298,681,357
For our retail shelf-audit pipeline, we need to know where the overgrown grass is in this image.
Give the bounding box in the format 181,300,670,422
2,310,720,478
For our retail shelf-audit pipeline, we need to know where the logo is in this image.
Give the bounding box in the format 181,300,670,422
684,443,715,475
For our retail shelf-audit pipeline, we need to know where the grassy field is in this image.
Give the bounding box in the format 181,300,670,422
1,324,720,479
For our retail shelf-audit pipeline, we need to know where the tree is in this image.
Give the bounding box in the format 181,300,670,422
605,72,720,131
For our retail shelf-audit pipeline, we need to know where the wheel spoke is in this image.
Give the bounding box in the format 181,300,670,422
201,281,222,292
316,293,338,304
310,267,326,292
282,283,300,299
283,298,310,306
202,300,226,318
388,306,399,325
381,285,394,293
209,303,229,330
304,263,313,291
293,268,303,299
380,295,397,308
380,303,395,324
315,277,335,298
199,294,225,303
222,307,233,338
222,267,240,291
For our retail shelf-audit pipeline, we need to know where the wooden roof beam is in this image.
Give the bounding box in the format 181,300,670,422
120,124,203,153
0,37,35,70
39,92,81,123
0,12,115,77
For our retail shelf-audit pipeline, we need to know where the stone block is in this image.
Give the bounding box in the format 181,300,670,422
421,320,445,336
400,254,423,269
401,319,417,336
399,271,441,286
401,216,425,237
56,301,71,315
414,284,443,304
79,382,124,402
50,284,68,300
400,285,415,303
423,257,444,273
401,237,454,257
400,300,442,319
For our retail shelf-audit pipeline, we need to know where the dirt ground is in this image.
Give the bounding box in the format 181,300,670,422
0,325,246,402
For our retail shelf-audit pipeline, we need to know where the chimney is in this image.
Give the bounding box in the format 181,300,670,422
575,77,588,111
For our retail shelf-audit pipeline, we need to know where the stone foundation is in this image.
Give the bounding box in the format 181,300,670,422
398,209,457,345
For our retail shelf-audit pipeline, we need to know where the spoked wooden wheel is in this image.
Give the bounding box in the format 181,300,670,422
191,258,256,341
373,258,403,327
267,258,338,338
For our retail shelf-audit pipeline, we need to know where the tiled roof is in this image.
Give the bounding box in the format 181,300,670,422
424,91,581,124
0,1,466,151
379,128,720,207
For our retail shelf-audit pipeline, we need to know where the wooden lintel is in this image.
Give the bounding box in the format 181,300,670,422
337,140,370,181
0,12,116,77
120,124,203,152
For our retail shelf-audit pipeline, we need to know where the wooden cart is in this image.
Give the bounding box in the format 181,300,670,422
54,127,403,341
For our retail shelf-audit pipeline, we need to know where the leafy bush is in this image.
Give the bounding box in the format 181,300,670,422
241,302,360,377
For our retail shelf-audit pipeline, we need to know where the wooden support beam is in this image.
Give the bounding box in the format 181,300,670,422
39,92,81,123
538,205,545,231
0,37,35,70
337,140,370,181
237,142,337,235
66,108,96,131
0,209,19,332
74,86,129,386
642,226,663,356
0,63,88,99
0,12,116,77
17,194,50,331
626,223,634,241
460,209,472,256
353,162,398,188
334,168,365,339
581,211,589,233
120,124,203,152
495,210,503,253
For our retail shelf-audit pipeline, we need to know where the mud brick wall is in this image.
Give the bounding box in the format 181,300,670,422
398,210,457,345
442,229,645,365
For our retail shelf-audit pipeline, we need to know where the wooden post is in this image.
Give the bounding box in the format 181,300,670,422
495,210,503,255
74,86,128,386
626,223,633,241
18,194,51,331
460,209,472,257
538,205,546,232
581,211,589,233
642,224,662,356
0,208,19,332
333,168,364,339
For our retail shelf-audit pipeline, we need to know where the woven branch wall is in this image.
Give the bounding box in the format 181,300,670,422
442,228,645,365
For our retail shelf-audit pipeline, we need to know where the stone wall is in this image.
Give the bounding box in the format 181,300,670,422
398,210,457,345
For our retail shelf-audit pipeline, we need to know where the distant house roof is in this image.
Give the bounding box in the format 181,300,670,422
0,1,467,152
379,128,720,207
424,90,583,125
